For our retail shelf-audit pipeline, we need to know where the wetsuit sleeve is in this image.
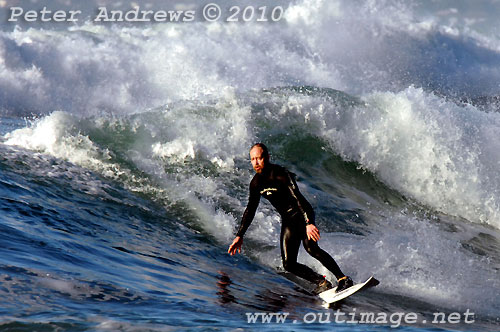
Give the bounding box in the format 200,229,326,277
236,178,260,237
285,171,315,225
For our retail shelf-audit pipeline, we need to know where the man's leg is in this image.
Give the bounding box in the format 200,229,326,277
302,236,345,279
303,230,354,292
280,222,324,284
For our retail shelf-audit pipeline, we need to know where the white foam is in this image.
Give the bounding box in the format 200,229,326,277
150,90,251,169
274,86,500,228
3,112,117,172
3,0,500,115
337,88,500,228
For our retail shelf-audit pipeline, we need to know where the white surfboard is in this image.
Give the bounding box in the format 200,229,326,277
319,276,379,304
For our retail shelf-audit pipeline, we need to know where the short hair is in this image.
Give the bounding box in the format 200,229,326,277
250,142,269,158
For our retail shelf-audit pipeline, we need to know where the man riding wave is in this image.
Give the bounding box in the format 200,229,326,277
228,143,353,294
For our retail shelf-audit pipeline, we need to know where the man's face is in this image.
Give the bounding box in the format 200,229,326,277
250,146,267,174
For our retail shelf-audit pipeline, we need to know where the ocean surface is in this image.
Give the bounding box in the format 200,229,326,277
1,0,500,331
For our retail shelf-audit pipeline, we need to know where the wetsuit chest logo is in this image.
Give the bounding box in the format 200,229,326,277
260,188,278,196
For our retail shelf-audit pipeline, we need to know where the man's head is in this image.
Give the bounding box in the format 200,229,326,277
249,143,269,174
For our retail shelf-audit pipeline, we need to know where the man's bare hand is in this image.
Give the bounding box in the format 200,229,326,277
306,224,320,242
228,236,243,255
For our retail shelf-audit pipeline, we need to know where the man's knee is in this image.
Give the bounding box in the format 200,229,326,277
304,241,321,257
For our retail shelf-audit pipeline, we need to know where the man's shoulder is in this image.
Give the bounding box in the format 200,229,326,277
269,163,288,174
270,163,295,179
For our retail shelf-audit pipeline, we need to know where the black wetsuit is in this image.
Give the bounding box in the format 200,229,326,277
236,163,344,283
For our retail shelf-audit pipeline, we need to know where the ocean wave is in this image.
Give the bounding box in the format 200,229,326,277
4,85,500,230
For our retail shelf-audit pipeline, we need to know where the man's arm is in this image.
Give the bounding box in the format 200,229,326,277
284,171,321,242
236,182,260,237
228,179,260,255
285,171,314,224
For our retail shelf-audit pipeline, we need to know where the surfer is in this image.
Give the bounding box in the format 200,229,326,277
228,143,353,294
